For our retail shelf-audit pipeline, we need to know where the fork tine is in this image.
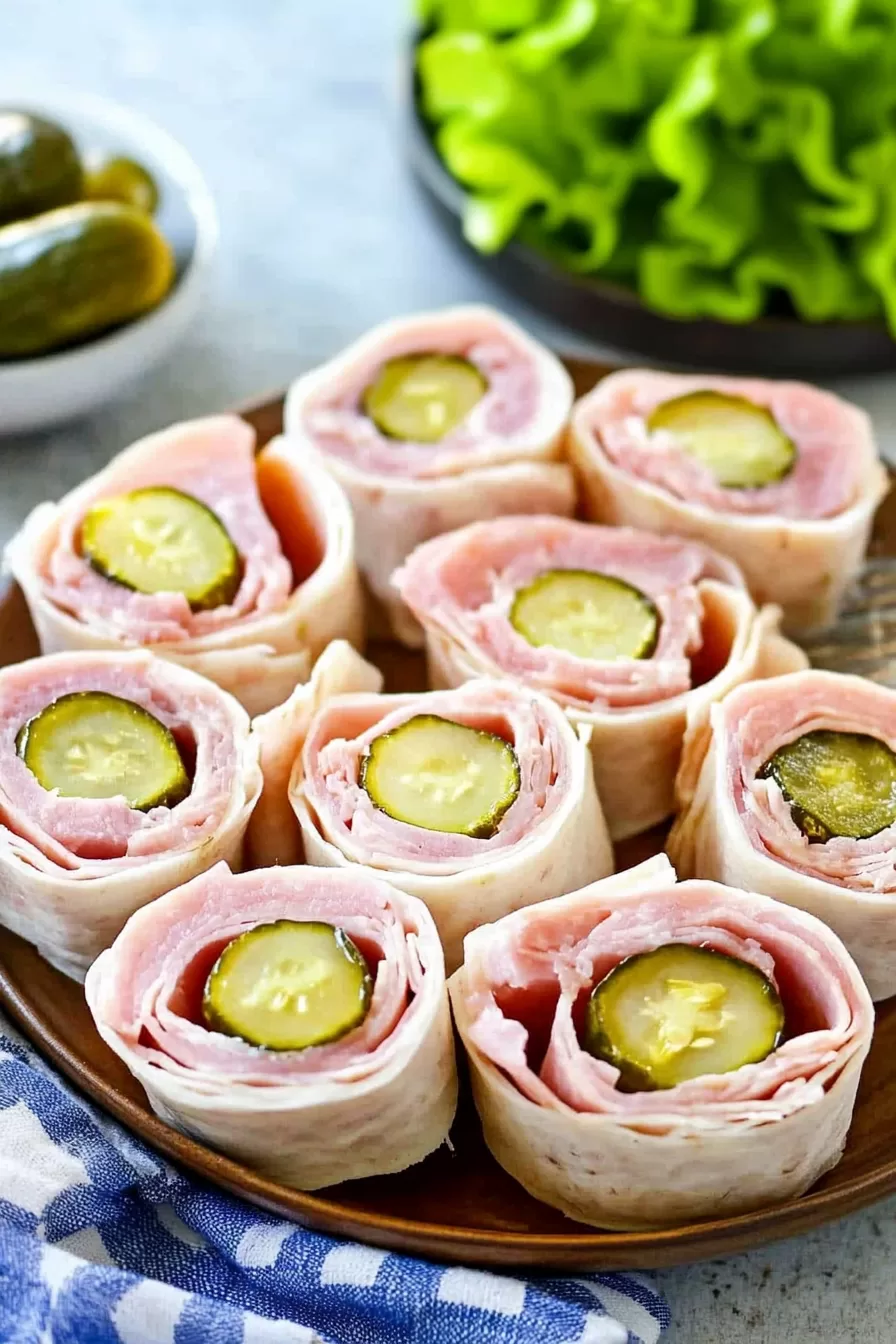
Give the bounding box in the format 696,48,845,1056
837,562,896,619
797,554,896,680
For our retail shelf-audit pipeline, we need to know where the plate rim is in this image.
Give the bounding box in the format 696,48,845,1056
4,906,895,1270
1,380,895,1269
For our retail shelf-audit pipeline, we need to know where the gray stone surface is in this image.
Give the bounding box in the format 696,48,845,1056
1,1,893,1338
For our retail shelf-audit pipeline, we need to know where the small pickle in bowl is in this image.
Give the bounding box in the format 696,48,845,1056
0,107,172,357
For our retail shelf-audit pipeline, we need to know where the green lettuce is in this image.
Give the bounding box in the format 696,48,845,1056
416,0,896,327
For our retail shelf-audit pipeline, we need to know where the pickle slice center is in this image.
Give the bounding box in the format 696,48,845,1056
647,390,796,489
362,353,487,443
80,486,241,611
583,943,785,1091
510,568,659,661
760,729,896,842
641,979,734,1062
202,920,372,1051
16,690,190,811
360,713,520,838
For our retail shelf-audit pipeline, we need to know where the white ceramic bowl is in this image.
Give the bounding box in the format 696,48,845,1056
0,88,218,434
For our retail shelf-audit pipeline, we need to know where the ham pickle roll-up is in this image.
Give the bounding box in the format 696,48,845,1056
249,641,612,972
569,370,887,634
7,415,363,716
394,517,806,840
450,854,872,1230
283,306,575,644
670,669,896,1000
85,863,457,1189
0,650,260,980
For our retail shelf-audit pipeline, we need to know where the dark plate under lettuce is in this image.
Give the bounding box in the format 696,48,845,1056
411,0,896,373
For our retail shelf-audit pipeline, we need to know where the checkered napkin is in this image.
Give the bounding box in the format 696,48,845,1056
0,1015,669,1344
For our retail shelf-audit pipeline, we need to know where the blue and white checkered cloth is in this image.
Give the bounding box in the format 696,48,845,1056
0,1014,669,1343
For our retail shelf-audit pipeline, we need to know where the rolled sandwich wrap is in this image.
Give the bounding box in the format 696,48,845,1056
670,669,896,1000
0,650,260,979
283,305,576,644
7,415,363,715
569,370,887,633
86,862,456,1188
249,641,612,972
450,854,872,1229
394,517,806,839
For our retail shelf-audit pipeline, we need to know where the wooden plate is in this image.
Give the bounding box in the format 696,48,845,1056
1,361,895,1271
403,48,896,379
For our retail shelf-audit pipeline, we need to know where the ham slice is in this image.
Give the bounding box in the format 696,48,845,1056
283,306,576,645
450,853,872,1229
0,650,260,979
7,416,363,716
670,668,896,1000
248,640,612,972
569,370,887,633
393,516,806,839
85,862,457,1189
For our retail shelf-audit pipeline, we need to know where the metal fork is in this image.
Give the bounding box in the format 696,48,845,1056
802,558,896,686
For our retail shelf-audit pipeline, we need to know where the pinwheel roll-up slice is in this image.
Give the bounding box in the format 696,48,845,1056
394,517,806,840
670,669,896,1000
283,306,576,644
7,415,363,716
0,650,260,979
248,641,612,972
86,863,456,1188
569,370,887,634
450,854,872,1230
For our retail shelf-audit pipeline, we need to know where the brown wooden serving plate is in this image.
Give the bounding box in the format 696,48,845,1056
1,356,896,1270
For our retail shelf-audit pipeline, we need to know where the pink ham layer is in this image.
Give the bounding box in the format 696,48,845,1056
39,416,293,644
298,311,542,479
579,370,867,520
393,517,744,712
89,863,438,1085
0,655,243,871
724,671,896,892
302,680,573,868
462,877,871,1124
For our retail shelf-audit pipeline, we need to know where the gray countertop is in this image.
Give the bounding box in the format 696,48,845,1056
2,2,894,1339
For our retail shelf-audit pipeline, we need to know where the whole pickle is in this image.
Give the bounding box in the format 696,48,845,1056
0,200,174,358
0,110,83,225
84,154,159,215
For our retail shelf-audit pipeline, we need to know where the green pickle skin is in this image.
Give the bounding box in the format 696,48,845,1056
84,155,159,215
0,110,83,226
760,729,896,843
0,200,174,358
202,920,373,1052
583,943,785,1092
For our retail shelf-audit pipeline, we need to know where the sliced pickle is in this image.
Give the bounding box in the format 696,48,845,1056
202,920,372,1051
647,390,796,488
360,713,520,838
510,568,659,661
362,353,487,442
583,943,784,1091
80,486,241,611
16,691,190,811
759,729,896,842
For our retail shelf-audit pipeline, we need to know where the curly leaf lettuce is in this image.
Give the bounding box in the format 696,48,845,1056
416,0,896,328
